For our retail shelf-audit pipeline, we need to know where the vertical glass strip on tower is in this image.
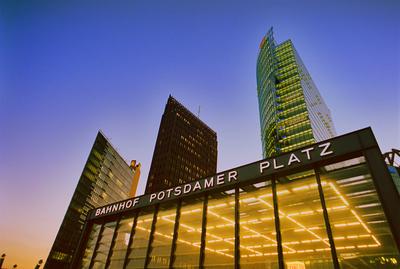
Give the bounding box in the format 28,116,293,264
257,28,336,158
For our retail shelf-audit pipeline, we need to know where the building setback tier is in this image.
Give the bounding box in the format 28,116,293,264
71,128,400,269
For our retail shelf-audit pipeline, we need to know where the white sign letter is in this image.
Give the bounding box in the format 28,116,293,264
301,147,314,160
260,161,270,173
228,170,237,182
149,193,157,203
287,153,301,166
319,142,333,156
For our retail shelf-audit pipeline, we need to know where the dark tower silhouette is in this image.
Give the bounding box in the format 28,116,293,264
145,95,217,193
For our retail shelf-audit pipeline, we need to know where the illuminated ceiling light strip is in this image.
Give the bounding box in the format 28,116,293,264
350,209,372,234
328,182,349,206
257,197,330,248
139,180,381,259
206,210,267,255
340,180,369,187
327,182,380,246
136,224,236,258
371,235,381,246
164,208,264,256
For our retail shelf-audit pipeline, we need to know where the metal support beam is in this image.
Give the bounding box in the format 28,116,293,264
199,194,208,269
272,178,284,269
88,222,105,269
144,205,159,268
363,148,400,251
69,221,91,269
123,212,139,269
169,199,182,268
104,217,121,268
235,187,240,269
315,168,340,269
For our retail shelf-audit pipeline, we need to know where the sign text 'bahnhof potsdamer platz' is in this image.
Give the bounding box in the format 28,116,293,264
71,128,400,269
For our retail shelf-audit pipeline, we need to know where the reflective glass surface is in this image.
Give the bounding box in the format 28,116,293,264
277,172,334,268
173,198,204,268
107,215,135,269
321,157,400,268
126,209,154,269
80,223,102,269
92,221,117,269
240,182,279,268
148,203,177,268
203,190,235,268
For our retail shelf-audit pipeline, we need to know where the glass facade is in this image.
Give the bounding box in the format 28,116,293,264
45,131,138,269
74,131,400,269
173,198,204,268
276,172,334,268
126,208,155,268
239,181,279,268
257,28,336,158
107,215,135,268
80,224,102,269
91,221,117,268
204,190,236,268
320,158,399,268
147,204,177,268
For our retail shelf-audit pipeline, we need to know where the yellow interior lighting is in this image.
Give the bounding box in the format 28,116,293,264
122,180,381,259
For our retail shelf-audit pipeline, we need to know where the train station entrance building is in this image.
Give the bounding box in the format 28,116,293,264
71,128,400,269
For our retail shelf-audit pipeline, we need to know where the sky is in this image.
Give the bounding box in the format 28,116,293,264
0,0,399,267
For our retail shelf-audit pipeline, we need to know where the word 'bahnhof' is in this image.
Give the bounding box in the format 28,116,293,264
71,128,400,269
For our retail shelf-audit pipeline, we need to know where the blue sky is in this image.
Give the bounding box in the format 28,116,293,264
0,0,399,267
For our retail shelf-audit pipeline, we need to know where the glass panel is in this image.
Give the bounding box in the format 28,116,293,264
80,223,102,269
92,221,117,269
148,203,177,268
107,215,135,269
204,190,235,268
126,208,155,269
320,158,400,268
277,171,334,268
173,197,204,268
240,181,279,268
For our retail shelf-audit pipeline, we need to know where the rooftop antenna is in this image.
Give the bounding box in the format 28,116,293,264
197,105,201,118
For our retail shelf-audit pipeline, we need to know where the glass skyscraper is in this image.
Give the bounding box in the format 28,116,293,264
45,131,140,269
257,28,336,158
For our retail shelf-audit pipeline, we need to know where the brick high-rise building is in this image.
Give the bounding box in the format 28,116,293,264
145,95,217,193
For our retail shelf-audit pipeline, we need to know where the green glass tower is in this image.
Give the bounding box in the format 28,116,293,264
257,28,336,158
